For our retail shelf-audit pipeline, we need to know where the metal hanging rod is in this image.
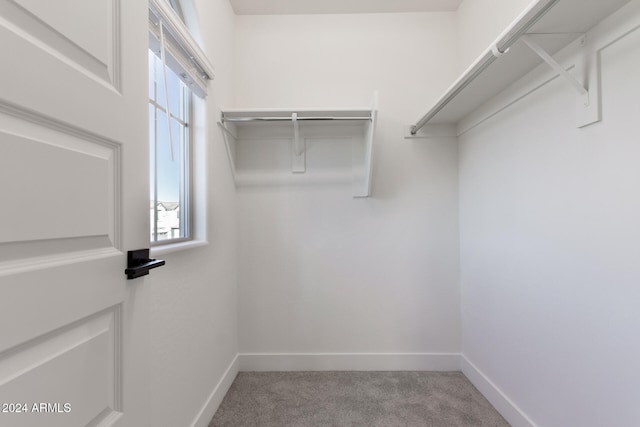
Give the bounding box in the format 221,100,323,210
410,0,560,135
222,115,371,123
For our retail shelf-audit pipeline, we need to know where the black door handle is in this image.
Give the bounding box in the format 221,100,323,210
125,249,165,280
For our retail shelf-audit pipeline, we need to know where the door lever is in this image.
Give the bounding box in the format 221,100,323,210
125,249,165,280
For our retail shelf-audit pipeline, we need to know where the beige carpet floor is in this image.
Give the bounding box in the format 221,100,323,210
209,371,510,427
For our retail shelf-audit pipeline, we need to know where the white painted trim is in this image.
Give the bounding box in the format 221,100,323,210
461,355,538,427
190,354,239,427
150,239,208,257
238,353,461,372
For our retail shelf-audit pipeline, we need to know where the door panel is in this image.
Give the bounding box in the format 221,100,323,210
0,0,120,90
0,110,117,246
0,0,148,426
0,0,146,143
0,307,122,427
12,0,111,63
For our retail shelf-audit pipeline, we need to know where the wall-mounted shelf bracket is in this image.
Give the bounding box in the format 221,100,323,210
217,121,238,182
217,120,238,140
405,0,624,133
291,113,305,173
522,35,588,103
219,91,377,197
521,34,600,127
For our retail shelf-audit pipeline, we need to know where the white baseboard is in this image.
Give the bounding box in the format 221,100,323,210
190,354,239,427
461,355,538,427
191,353,537,427
238,353,461,371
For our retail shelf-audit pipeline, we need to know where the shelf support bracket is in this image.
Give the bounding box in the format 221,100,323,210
521,35,600,127
217,120,237,182
521,35,588,102
291,113,305,173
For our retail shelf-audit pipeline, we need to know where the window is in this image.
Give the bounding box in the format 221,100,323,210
149,49,191,243
166,0,183,18
148,0,213,244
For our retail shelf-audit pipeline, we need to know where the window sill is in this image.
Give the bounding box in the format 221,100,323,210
150,239,208,257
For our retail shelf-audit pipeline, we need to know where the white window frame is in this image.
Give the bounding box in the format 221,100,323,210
148,0,214,97
148,0,213,248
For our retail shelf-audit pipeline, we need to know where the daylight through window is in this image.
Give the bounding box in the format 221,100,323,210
148,0,213,244
149,49,191,243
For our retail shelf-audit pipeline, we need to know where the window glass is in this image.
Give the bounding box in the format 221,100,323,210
148,50,155,100
149,48,191,243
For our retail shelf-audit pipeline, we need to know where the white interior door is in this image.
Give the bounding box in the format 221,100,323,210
0,1,150,426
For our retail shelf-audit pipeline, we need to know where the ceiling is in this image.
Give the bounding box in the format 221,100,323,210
229,0,463,15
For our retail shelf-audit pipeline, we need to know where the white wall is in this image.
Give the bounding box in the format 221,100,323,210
456,0,532,71
233,13,462,364
146,0,640,424
149,0,239,426
459,2,640,426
